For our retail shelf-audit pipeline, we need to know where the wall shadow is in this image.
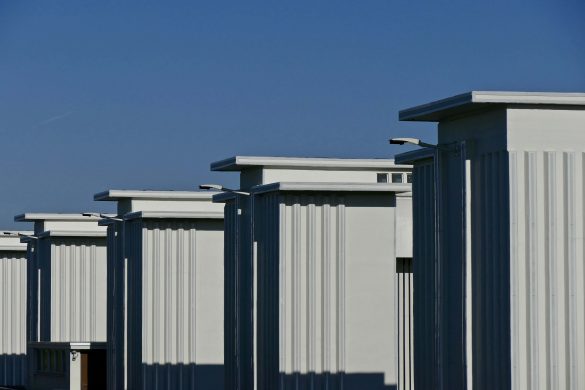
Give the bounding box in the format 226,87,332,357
279,372,396,390
141,363,223,389
0,354,27,388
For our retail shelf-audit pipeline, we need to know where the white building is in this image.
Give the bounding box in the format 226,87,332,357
0,231,30,388
395,91,585,390
211,156,414,390
93,190,225,390
15,213,108,390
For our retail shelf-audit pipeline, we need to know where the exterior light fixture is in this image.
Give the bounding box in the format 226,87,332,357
3,231,38,240
199,184,250,196
81,213,123,222
389,137,438,149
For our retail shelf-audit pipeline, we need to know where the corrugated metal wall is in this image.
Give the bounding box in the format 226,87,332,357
471,150,510,390
26,241,39,346
397,258,413,390
223,198,238,390
40,238,108,342
412,156,437,390
255,192,279,389
223,195,255,390
127,219,224,390
0,251,28,387
126,219,143,390
508,151,585,390
107,222,127,390
436,147,468,390
256,193,349,389
256,192,405,390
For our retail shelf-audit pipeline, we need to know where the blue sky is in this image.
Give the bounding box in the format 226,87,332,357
1,0,584,228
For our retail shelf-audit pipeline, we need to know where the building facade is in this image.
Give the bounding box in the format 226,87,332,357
396,91,585,390
15,213,108,390
94,190,225,390
211,156,413,390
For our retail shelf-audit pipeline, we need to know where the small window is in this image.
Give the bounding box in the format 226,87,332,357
391,173,404,183
377,173,388,183
406,173,412,183
396,257,413,274
36,349,66,374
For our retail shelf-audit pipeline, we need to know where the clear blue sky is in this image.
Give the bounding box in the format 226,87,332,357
1,0,584,228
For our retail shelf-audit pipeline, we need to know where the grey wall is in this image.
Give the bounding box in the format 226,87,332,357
0,251,28,387
29,237,108,343
255,191,402,390
126,219,224,390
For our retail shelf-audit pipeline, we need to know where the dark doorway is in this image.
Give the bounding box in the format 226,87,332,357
80,350,107,390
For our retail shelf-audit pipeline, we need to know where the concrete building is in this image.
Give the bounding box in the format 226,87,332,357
15,213,108,390
93,190,225,390
210,156,413,390
395,91,585,390
0,231,30,388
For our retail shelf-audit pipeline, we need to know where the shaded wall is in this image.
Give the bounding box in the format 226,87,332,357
0,251,27,387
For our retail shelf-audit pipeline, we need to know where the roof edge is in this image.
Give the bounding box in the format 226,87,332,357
94,190,217,201
210,156,408,172
395,148,436,164
251,181,412,195
399,91,585,122
15,213,103,222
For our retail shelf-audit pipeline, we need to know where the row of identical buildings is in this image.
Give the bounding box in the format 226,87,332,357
1,91,585,389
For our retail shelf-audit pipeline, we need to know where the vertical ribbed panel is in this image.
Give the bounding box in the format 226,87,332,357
223,195,254,390
256,193,348,389
412,157,437,390
256,192,280,389
223,199,238,390
397,258,413,390
126,220,143,390
26,242,38,345
107,222,127,390
127,219,224,390
38,238,107,342
509,151,585,390
0,251,28,387
471,150,510,390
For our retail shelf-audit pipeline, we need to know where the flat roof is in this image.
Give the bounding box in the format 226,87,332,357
14,213,105,222
0,232,32,252
252,182,412,195
123,211,224,220
37,230,107,238
211,156,409,172
399,91,585,122
394,148,436,165
94,189,217,201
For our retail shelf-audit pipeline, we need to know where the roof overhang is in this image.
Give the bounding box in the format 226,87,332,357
399,91,585,122
94,190,217,201
394,148,436,165
123,211,224,220
14,213,104,222
211,156,408,172
251,182,411,195
37,230,107,238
